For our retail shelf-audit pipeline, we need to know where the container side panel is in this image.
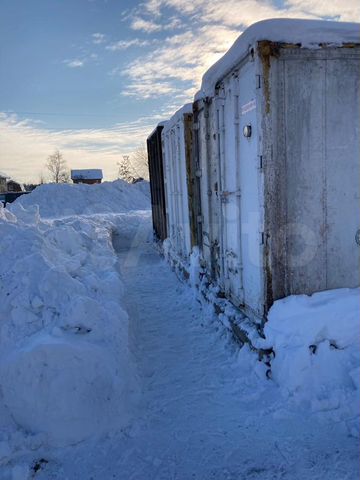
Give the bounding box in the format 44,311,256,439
184,115,196,247
325,56,360,288
273,48,360,298
196,102,213,273
208,100,222,279
162,117,193,262
283,57,327,293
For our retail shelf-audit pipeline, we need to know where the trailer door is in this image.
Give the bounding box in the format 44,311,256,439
217,60,263,316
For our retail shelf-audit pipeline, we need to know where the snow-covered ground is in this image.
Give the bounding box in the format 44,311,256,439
11,180,150,218
0,181,358,479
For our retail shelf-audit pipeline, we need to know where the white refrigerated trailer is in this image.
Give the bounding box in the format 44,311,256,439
193,19,360,322
162,104,202,269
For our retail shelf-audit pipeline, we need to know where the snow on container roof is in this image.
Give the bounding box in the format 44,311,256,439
71,169,103,180
196,18,360,99
163,103,193,133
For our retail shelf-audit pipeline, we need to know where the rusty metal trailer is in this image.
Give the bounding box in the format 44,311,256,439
149,19,360,324
194,19,360,322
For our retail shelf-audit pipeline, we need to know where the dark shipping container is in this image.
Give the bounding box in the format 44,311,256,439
147,125,167,241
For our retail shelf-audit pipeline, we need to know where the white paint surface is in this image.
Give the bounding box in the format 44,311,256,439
162,105,193,262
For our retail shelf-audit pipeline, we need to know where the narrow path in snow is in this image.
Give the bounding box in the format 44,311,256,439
39,216,359,479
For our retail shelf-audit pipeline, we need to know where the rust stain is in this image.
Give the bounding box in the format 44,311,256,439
258,41,280,114
258,41,360,115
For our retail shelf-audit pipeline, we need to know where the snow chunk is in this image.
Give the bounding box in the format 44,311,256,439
0,334,129,447
264,288,360,435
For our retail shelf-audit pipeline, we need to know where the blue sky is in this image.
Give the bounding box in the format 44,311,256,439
0,0,358,182
0,0,177,130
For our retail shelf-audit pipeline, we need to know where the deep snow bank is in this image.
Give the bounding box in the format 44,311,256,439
264,288,360,436
0,187,142,447
10,179,150,218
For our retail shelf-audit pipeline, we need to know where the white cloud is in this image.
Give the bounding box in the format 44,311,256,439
129,14,184,34
131,16,163,32
141,0,359,23
121,24,240,99
106,38,151,51
92,32,107,44
284,0,360,21
64,59,85,68
122,80,183,98
118,0,360,105
0,113,163,183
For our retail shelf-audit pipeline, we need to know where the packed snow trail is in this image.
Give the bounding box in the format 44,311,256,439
25,213,359,480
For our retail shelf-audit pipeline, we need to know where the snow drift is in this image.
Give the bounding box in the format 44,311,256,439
10,179,150,218
264,288,360,436
0,181,148,447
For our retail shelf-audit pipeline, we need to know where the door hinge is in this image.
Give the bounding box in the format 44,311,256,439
259,155,263,170
256,75,261,89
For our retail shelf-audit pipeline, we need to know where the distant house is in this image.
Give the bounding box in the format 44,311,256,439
71,169,103,185
6,180,24,192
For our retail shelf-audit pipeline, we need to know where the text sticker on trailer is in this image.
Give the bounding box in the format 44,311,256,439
241,99,256,115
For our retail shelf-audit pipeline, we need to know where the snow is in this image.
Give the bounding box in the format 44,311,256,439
263,288,360,437
9,179,150,218
2,214,355,479
196,18,360,99
71,169,103,180
0,182,147,449
0,180,358,478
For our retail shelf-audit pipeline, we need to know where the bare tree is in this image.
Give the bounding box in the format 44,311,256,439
132,144,148,168
38,172,46,185
45,150,70,183
117,155,133,183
